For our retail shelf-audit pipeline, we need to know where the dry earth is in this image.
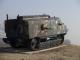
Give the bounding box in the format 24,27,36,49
0,37,79,60
0,45,80,60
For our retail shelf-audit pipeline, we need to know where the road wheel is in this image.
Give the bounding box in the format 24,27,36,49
56,35,64,46
9,39,21,48
10,42,20,48
30,38,39,50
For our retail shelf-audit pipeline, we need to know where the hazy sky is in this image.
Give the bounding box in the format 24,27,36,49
0,0,80,45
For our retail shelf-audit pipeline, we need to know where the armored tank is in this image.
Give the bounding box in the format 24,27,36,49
3,14,67,50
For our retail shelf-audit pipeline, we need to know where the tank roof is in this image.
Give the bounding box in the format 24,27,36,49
18,14,50,18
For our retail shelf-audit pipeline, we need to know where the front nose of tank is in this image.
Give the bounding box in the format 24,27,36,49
64,24,68,34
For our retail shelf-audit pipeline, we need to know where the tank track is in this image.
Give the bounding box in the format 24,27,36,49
38,39,63,50
7,37,64,51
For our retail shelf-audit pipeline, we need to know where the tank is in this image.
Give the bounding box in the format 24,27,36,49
3,14,67,50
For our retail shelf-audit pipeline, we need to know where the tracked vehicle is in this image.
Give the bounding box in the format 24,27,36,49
3,14,67,50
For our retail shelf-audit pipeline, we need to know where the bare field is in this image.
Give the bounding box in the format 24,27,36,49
0,45,80,60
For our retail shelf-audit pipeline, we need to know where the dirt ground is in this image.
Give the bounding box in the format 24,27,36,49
0,45,80,60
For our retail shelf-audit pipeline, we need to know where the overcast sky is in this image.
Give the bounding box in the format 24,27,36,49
0,0,80,45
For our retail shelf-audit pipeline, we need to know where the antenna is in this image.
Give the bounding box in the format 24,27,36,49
6,14,8,20
17,14,19,18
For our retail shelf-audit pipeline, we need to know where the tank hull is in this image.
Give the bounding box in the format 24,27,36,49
3,15,67,50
